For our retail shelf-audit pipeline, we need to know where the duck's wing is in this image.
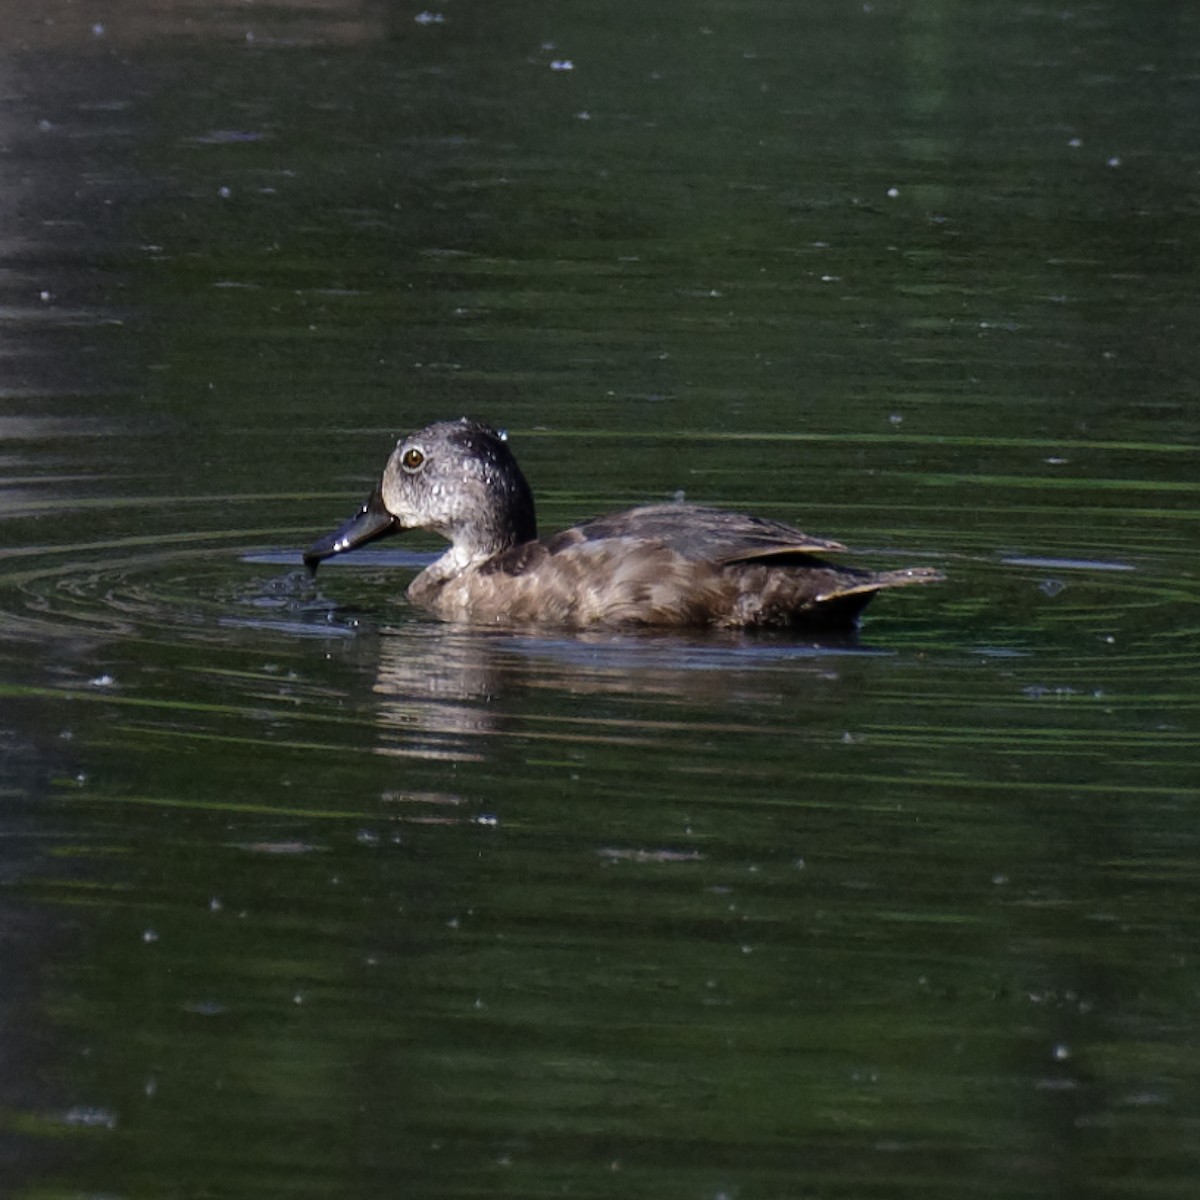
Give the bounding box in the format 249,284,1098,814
564,504,844,564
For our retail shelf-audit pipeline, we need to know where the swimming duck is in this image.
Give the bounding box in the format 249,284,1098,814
304,418,942,628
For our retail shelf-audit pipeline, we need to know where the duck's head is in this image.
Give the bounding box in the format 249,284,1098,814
303,417,537,571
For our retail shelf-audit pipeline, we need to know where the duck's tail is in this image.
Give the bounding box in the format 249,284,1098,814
799,564,943,627
815,564,944,601
858,564,943,592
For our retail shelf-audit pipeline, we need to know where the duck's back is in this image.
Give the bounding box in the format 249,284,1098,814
408,503,940,629
565,503,846,564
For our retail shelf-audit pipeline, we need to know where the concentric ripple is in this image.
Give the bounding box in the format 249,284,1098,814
1,536,329,643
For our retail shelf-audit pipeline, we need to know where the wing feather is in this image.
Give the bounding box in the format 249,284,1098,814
568,504,843,564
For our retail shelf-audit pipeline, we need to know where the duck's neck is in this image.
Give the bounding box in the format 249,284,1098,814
452,488,538,563
432,511,534,579
427,468,538,576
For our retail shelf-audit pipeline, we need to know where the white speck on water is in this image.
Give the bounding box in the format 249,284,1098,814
550,59,575,71
1053,1043,1071,1061
209,896,223,913
63,1106,118,1130
293,992,304,1005
142,929,159,944
414,11,445,24
217,185,232,199
91,22,105,36
992,872,1009,886
1104,635,1116,644
888,412,903,425
474,813,499,826
39,289,52,302
1107,155,1121,168
820,274,841,282
886,186,900,198
1068,137,1082,148
1038,578,1065,598
89,674,116,688
144,1077,158,1098
575,110,591,120
1045,456,1068,465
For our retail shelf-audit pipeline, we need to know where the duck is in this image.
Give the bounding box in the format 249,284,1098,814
303,417,943,629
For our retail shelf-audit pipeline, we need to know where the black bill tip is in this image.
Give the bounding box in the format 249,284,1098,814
303,486,398,574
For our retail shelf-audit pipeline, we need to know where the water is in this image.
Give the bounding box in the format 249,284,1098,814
2,2,1199,1197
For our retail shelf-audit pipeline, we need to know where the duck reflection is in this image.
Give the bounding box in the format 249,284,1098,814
369,624,500,762
366,616,876,763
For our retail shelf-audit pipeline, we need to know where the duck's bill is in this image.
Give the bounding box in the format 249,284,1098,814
303,485,398,572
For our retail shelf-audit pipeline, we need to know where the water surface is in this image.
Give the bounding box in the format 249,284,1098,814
1,2,1199,1197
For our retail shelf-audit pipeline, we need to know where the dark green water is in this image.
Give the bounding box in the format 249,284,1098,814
2,2,1199,1197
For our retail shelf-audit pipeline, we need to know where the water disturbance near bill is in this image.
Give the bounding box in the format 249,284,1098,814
1,3,1199,1199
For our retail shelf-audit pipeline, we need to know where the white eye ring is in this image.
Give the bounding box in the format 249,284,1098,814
400,446,426,473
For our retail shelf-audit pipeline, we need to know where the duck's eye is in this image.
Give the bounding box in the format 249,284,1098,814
401,447,425,472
